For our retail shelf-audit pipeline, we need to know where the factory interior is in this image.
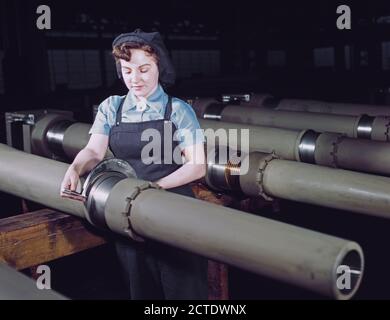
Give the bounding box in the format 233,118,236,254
1,0,390,301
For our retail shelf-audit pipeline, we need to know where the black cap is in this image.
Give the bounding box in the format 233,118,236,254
112,28,176,87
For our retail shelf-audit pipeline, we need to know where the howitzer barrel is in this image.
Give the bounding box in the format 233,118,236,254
260,97,390,116
197,95,390,116
193,99,390,141
31,115,390,176
0,143,363,299
207,152,390,219
201,119,390,175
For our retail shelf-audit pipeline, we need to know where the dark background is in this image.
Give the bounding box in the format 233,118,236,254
0,0,390,300
1,0,390,113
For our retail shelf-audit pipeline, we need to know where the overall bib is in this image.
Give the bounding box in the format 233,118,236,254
109,96,208,299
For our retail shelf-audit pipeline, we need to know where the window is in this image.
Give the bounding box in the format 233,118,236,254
48,49,102,90
344,45,352,70
0,50,4,94
104,50,117,87
171,50,220,78
267,50,287,67
313,47,335,68
382,42,390,70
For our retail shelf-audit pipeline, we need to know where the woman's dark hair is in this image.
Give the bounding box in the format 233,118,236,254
112,42,160,66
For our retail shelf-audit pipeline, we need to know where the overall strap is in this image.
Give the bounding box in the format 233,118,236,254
115,97,126,125
163,96,173,120
115,95,172,124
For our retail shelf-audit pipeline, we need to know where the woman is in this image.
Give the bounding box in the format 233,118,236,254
60,29,208,299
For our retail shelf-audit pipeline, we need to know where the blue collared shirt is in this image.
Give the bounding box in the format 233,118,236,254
89,84,205,149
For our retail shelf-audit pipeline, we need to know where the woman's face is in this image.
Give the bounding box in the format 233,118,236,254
120,49,159,98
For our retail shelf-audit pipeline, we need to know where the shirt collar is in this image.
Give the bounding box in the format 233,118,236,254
123,84,168,114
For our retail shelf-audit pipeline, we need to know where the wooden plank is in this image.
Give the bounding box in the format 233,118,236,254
208,260,229,300
0,209,106,270
191,183,230,300
191,183,234,206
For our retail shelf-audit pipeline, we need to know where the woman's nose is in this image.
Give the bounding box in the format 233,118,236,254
131,70,141,82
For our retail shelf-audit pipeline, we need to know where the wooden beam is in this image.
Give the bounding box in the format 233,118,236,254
191,183,230,300
208,260,229,300
0,209,106,270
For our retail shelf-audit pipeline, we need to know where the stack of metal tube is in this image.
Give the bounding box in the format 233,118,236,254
195,94,390,116
0,143,364,299
23,114,390,220
243,94,390,116
4,94,390,299
192,97,390,142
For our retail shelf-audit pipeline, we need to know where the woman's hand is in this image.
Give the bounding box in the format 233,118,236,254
60,165,82,200
60,134,109,201
154,143,206,189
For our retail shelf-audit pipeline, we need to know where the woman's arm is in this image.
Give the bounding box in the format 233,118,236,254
60,134,108,194
155,143,206,189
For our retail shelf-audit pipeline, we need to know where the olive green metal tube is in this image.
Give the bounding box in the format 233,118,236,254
0,263,67,300
31,115,304,163
371,116,390,141
274,99,390,116
192,98,220,118
314,133,390,175
214,104,360,135
215,94,390,116
240,93,273,107
62,123,93,159
219,106,390,141
31,117,112,160
0,144,364,299
31,113,74,158
104,178,363,300
30,115,390,176
0,144,86,218
200,119,304,161
201,119,390,175
238,153,390,219
62,123,113,160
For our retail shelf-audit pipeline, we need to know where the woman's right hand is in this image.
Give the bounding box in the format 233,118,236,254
60,165,82,200
59,134,109,201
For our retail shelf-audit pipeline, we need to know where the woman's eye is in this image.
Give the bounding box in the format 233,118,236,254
140,69,149,73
